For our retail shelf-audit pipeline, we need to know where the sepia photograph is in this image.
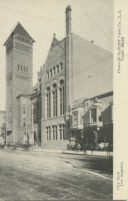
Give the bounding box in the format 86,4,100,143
0,0,114,200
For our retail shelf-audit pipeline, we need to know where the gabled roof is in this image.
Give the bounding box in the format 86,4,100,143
44,34,65,66
50,35,59,49
4,22,35,46
50,34,65,51
59,38,66,49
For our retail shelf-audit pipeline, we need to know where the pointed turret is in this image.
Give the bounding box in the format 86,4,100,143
4,22,35,46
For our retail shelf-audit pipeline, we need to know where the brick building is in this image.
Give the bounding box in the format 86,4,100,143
41,6,113,149
4,6,113,149
4,22,35,145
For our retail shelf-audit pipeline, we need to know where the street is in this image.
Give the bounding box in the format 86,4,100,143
0,149,112,200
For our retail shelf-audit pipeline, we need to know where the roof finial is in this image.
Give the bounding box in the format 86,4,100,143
66,5,72,12
53,33,56,38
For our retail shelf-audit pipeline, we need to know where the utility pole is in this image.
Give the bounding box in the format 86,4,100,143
31,103,34,146
25,104,27,145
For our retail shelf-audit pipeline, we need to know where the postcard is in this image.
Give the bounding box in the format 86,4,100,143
0,0,127,200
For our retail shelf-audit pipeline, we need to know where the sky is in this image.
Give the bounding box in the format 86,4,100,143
0,0,113,110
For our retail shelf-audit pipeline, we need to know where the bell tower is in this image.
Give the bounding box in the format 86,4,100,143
4,22,35,144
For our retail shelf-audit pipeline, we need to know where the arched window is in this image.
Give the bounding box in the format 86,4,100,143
49,127,51,140
60,80,65,115
47,71,49,78
52,125,57,140
46,87,51,118
59,124,65,140
59,125,63,140
53,66,56,75
46,126,51,140
53,83,57,117
57,65,59,73
60,62,63,71
50,69,52,77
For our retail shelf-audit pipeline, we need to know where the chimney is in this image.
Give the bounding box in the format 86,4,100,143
66,5,72,35
65,5,72,113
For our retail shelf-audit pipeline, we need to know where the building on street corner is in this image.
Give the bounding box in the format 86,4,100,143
40,6,113,149
4,22,35,145
4,6,113,150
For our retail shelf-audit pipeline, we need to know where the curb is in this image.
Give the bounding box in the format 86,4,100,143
2,147,113,157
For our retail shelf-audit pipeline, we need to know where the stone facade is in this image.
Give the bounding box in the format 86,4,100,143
16,95,32,144
4,22,34,145
4,6,113,149
41,36,68,149
40,6,113,149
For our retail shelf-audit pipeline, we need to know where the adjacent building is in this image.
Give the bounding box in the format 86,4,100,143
4,6,113,150
70,91,113,148
41,6,113,149
31,70,42,146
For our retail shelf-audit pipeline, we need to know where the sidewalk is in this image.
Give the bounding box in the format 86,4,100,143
62,150,113,157
33,148,113,157
2,146,113,157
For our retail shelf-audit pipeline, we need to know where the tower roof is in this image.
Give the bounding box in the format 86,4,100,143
4,22,35,46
